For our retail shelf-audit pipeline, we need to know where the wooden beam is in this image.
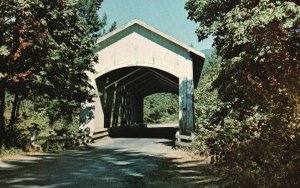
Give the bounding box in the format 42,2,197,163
146,68,178,87
108,72,151,92
121,76,154,92
105,67,144,89
148,72,178,89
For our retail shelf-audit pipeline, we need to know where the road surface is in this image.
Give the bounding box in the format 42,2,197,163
0,130,219,187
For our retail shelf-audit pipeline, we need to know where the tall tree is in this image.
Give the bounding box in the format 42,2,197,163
186,0,300,186
78,0,116,37
0,0,18,147
0,0,49,146
0,0,101,147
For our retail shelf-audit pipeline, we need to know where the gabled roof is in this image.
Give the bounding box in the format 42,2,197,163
96,19,205,59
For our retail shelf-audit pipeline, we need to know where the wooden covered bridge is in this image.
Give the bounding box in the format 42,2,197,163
80,19,205,138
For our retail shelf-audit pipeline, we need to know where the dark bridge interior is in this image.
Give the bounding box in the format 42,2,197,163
108,126,178,141
96,66,179,128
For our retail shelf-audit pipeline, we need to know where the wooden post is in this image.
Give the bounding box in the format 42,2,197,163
179,77,194,135
130,95,136,126
120,93,126,127
112,90,121,127
104,91,114,128
135,96,144,127
186,79,195,133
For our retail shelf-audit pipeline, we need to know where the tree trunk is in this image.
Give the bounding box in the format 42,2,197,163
0,83,6,148
8,92,19,146
15,95,22,119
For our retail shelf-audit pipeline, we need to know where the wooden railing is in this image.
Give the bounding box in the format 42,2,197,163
30,131,90,142
29,129,92,150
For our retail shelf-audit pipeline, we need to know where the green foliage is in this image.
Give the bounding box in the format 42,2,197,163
144,93,178,124
0,0,113,149
0,147,23,158
79,0,104,35
78,0,116,37
193,52,222,155
186,0,300,187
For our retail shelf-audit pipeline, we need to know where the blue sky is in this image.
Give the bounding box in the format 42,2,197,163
99,0,213,51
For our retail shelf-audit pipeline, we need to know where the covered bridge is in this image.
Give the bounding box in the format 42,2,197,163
80,19,205,137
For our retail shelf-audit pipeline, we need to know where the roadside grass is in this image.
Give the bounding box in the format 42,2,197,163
0,147,24,159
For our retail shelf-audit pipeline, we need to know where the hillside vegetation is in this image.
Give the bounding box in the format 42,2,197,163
144,93,178,124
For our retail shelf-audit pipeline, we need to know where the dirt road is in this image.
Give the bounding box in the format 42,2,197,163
0,133,219,187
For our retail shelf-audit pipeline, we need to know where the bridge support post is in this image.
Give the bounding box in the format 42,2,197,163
104,91,114,128
179,77,194,135
135,96,144,127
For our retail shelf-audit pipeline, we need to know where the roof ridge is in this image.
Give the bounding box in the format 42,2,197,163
96,19,205,58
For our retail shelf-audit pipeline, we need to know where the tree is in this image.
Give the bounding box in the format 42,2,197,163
0,0,19,147
0,0,50,146
0,0,100,147
193,52,222,154
186,0,300,186
32,0,96,117
78,0,116,37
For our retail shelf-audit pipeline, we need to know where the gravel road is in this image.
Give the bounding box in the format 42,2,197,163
0,129,220,188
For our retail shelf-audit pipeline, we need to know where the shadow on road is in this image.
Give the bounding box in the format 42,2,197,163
0,143,220,187
0,146,161,187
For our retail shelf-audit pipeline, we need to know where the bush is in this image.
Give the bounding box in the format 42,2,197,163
0,147,23,158
194,51,300,187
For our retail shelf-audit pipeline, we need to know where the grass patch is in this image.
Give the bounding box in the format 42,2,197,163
0,147,24,158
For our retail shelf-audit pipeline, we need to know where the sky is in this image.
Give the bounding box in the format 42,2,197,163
99,0,213,51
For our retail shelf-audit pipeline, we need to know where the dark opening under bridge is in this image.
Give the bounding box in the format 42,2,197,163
80,19,205,139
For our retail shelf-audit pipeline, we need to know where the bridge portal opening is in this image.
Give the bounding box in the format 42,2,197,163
95,66,179,129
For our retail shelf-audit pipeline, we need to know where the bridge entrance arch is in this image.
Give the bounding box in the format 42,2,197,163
81,19,205,137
